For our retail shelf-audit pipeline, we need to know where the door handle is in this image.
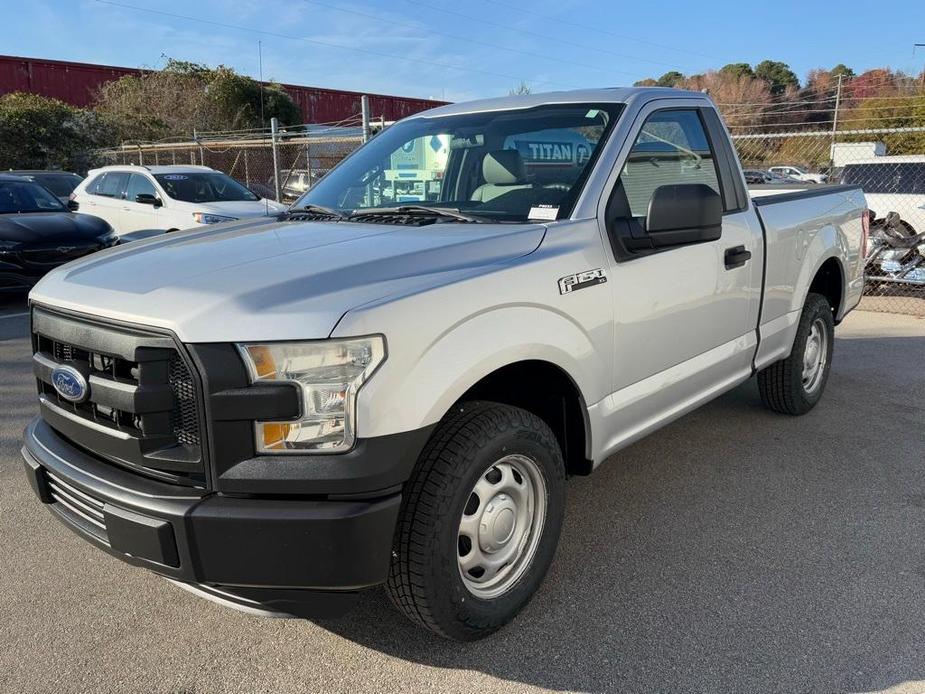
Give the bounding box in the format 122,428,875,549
724,245,752,269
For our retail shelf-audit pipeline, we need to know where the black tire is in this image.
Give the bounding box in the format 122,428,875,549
757,292,835,415
385,401,566,641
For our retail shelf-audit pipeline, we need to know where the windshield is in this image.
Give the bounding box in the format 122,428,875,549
0,179,68,213
24,173,83,197
153,172,259,203
296,103,623,223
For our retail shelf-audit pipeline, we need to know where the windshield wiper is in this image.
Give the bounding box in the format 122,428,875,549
288,203,349,220
349,205,488,223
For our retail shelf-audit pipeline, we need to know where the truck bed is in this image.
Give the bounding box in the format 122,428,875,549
746,183,867,371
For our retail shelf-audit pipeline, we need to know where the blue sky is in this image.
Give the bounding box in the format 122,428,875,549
3,0,924,102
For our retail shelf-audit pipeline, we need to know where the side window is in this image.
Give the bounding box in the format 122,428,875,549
619,109,722,218
97,172,129,199
86,174,105,195
126,174,157,202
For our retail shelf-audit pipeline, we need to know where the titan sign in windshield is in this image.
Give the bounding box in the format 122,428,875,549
295,103,623,222
153,172,260,203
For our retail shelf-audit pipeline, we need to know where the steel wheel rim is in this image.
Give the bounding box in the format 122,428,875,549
802,317,828,394
457,454,547,599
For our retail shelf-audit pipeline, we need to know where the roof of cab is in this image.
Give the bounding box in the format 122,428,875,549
417,87,711,118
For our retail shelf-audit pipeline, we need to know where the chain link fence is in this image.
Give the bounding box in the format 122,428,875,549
732,126,925,317
93,108,925,317
94,116,368,204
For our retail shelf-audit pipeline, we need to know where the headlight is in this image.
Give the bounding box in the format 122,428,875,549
237,337,386,453
0,240,18,255
192,212,238,225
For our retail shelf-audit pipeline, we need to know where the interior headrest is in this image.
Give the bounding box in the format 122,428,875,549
482,150,526,185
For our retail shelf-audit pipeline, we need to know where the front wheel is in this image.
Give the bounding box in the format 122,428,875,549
386,401,565,640
757,292,835,415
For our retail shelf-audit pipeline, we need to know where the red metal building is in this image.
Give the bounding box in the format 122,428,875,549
0,54,445,123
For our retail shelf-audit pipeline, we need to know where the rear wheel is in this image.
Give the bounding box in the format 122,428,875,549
757,292,834,415
386,401,565,641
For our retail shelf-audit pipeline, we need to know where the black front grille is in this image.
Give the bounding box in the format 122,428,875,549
31,307,206,485
169,356,200,448
21,244,100,266
45,470,109,543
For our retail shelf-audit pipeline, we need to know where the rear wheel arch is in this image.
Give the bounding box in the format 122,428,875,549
807,256,844,319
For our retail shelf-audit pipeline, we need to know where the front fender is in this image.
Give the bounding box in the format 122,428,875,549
352,304,604,439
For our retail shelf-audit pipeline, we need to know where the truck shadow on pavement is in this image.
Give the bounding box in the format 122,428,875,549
318,333,925,694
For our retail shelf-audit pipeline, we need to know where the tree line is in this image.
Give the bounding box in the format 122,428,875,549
635,61,925,131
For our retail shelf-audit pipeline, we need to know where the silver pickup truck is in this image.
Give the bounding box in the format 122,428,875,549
22,87,867,641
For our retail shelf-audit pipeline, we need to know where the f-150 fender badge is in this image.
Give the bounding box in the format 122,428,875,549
558,268,607,294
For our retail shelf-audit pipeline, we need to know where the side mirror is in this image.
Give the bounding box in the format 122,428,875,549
66,199,79,212
645,184,722,247
135,193,162,207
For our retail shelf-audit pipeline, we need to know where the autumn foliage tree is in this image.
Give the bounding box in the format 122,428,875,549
95,58,302,142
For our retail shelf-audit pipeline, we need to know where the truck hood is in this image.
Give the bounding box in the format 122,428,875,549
30,218,546,342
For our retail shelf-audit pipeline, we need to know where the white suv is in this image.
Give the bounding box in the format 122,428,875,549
71,165,288,236
768,165,827,184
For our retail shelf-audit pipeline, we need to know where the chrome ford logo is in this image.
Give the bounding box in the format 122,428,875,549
51,365,89,403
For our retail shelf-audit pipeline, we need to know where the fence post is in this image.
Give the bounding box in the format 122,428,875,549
193,128,205,166
361,95,371,143
305,136,312,190
271,117,281,202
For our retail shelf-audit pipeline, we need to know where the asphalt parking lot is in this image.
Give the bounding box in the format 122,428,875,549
2,297,925,694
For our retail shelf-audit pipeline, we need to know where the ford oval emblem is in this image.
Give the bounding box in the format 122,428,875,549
51,365,89,403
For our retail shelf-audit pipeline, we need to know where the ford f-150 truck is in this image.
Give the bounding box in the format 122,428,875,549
22,87,868,641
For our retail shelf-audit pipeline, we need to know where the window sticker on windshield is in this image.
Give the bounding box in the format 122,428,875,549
162,174,188,180
528,205,559,221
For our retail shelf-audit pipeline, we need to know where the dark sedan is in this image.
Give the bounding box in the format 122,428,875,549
0,175,117,293
5,170,84,205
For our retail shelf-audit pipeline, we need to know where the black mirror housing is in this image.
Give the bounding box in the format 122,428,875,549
645,184,722,247
135,193,161,207
66,200,79,212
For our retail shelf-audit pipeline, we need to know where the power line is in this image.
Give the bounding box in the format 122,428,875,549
471,0,721,61
726,114,925,129
715,93,840,107
401,0,689,72
92,0,581,91
298,0,642,78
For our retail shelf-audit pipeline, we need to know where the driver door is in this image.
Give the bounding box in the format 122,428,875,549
121,173,161,232
597,104,763,451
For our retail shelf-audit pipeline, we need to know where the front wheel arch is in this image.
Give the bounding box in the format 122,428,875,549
455,360,592,476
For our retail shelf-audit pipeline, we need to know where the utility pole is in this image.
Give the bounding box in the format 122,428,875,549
270,117,280,202
258,41,266,129
829,73,844,171
916,44,925,88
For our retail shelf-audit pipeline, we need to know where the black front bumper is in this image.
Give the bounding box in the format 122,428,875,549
22,417,403,618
